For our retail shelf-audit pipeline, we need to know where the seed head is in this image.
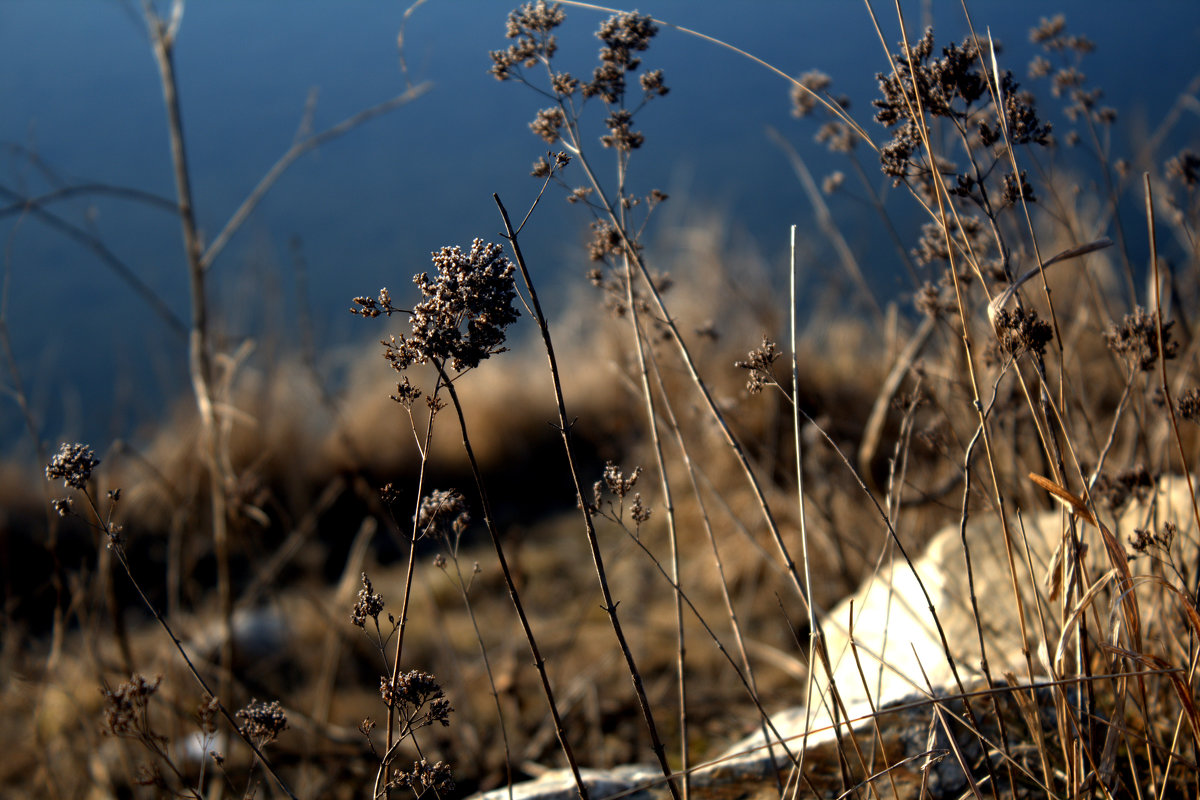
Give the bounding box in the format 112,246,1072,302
1105,307,1177,372
236,698,288,746
47,442,100,490
372,239,520,374
351,573,386,628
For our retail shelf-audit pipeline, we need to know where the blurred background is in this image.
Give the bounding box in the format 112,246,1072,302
1,0,1197,458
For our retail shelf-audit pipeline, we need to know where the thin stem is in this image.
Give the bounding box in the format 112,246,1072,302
141,0,235,713
82,490,297,800
435,361,590,800
494,193,682,800
618,234,689,797
382,402,437,798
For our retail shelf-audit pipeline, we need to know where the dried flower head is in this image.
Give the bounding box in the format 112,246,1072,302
600,108,644,150
914,282,957,319
350,287,394,318
816,120,856,153
1178,387,1200,424
47,442,100,489
368,239,520,374
1001,170,1036,206
102,674,162,737
351,572,386,628
1092,465,1154,511
1030,15,1094,55
587,219,626,262
1130,520,1176,554
583,11,660,103
1105,307,1178,372
236,698,288,746
601,462,642,499
1028,15,1113,134
874,28,1049,188
993,307,1053,360
391,376,423,408
490,1,566,80
1166,149,1200,188
790,70,832,118
380,670,452,728
530,106,566,143
389,759,455,797
629,493,652,525
639,68,668,97
197,694,220,736
416,489,469,538
551,71,579,96
912,216,991,267
735,337,780,394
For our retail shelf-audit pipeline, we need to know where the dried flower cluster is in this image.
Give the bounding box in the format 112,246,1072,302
351,572,386,628
1105,307,1178,373
914,282,957,319
415,489,470,538
992,306,1053,360
102,674,162,738
1166,149,1199,188
912,216,991,269
790,70,833,119
735,337,780,395
1028,15,1114,131
46,442,100,489
599,462,641,500
388,759,455,797
380,669,453,730
1130,520,1177,555
354,239,520,374
1178,387,1200,424
1092,465,1155,512
872,27,1050,216
492,3,666,154
489,1,567,81
588,11,662,105
197,694,220,737
591,462,652,526
236,698,288,747
791,70,856,155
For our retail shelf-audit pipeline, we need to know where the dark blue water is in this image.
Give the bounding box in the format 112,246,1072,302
1,1,1197,459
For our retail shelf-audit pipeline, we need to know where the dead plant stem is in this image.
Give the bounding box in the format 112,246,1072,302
142,1,235,719
436,357,590,800
494,193,682,800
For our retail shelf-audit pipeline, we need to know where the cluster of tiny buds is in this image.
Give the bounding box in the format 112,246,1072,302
531,150,573,178
101,674,162,737
351,572,387,628
601,462,640,498
1178,388,1200,425
388,759,454,797
589,462,652,526
416,489,470,538
379,669,452,728
735,337,780,395
1104,307,1178,373
1130,521,1177,555
46,442,99,489
236,698,288,747
992,307,1053,361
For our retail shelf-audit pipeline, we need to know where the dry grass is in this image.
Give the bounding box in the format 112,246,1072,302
4,3,1200,799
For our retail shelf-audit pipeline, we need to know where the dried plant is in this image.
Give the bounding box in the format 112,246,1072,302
12,5,1200,800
